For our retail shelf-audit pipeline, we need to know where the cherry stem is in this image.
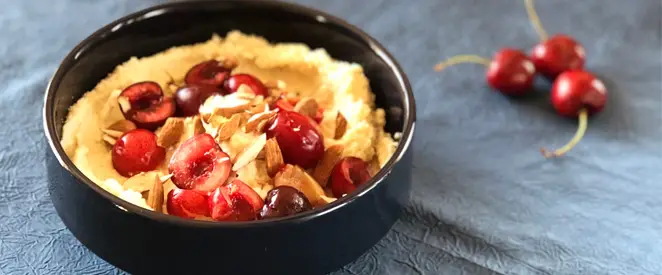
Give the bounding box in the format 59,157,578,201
524,0,549,42
434,55,490,72
540,108,588,158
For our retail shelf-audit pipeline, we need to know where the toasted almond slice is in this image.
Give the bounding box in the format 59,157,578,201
147,174,164,213
248,101,268,115
245,111,277,133
273,164,327,206
123,171,160,193
232,133,267,171
312,144,344,186
217,113,242,141
216,98,251,117
334,112,348,139
102,135,117,146
156,117,185,148
235,84,257,100
159,173,173,183
265,138,284,177
294,97,318,118
117,96,132,113
101,129,124,139
107,120,137,133
256,148,266,160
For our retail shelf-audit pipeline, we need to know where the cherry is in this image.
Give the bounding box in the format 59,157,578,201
168,134,232,192
486,48,536,96
174,84,222,117
224,74,269,97
531,34,585,79
208,179,264,221
330,157,372,198
111,129,165,177
185,60,232,89
166,189,210,219
541,70,607,158
118,81,176,130
266,110,325,169
258,186,312,220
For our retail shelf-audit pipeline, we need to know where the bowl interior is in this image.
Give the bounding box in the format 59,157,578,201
45,0,414,223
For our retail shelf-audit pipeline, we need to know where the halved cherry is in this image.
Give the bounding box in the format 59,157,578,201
168,134,231,192
185,60,231,89
111,129,165,177
266,110,325,169
174,84,222,117
118,81,176,130
166,189,210,219
330,157,372,198
224,74,269,97
208,179,264,221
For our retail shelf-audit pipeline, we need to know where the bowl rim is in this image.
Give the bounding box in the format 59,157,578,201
43,0,416,228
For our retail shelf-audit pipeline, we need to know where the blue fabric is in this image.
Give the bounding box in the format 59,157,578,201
1,0,661,274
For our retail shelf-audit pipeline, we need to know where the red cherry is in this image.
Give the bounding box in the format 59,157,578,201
118,81,176,130
224,74,269,97
541,70,607,158
168,134,232,192
531,34,585,79
258,186,312,220
486,48,536,96
111,129,165,177
329,157,371,198
266,110,325,169
185,60,231,89
208,179,264,221
174,84,222,117
550,70,607,117
166,189,210,219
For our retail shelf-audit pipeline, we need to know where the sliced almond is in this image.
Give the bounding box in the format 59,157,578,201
117,96,132,113
248,101,268,115
156,117,185,148
159,173,173,182
235,84,257,100
189,115,205,135
273,164,327,206
102,135,117,146
101,129,124,139
147,174,164,213
107,120,137,133
312,144,344,186
256,148,266,160
245,110,277,133
334,112,348,139
215,98,251,118
216,113,242,141
232,133,267,171
265,138,284,177
294,97,318,118
123,171,161,193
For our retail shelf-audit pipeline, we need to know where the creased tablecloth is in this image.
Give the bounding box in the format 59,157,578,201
1,0,661,274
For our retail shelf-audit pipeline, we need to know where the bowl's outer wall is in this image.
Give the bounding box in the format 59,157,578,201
46,1,414,275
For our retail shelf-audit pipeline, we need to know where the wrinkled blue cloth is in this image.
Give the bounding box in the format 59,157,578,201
1,0,661,274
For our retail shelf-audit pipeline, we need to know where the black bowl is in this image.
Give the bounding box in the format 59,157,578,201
43,1,416,274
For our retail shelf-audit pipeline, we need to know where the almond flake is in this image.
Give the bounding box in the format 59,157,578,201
248,101,268,115
334,112,348,139
265,138,284,177
232,133,267,171
215,97,251,117
312,144,344,186
191,115,206,135
123,171,161,193
245,110,277,133
107,120,137,133
273,164,327,206
101,129,124,139
235,84,257,100
216,113,242,141
294,97,318,118
156,117,185,148
159,173,173,183
117,96,132,113
147,174,164,213
102,134,117,146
